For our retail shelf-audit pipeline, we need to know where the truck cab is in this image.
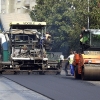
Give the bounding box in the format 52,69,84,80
80,29,100,53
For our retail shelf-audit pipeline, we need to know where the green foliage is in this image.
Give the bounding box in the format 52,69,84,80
30,0,100,56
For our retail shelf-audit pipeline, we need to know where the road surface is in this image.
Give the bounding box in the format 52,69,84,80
0,76,51,100
3,73,100,100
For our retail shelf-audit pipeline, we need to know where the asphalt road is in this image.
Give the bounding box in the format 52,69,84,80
0,76,51,100
3,74,100,100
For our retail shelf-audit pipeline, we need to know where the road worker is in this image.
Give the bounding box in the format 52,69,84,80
80,27,89,52
80,33,89,44
21,45,28,53
45,32,51,40
59,54,64,67
65,59,69,76
80,27,89,44
67,51,74,76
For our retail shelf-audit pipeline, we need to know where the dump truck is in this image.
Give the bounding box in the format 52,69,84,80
73,29,100,80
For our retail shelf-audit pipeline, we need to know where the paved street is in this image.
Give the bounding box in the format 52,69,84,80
0,76,51,100
3,74,100,100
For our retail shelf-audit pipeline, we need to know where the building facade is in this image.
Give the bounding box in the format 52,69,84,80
0,0,36,14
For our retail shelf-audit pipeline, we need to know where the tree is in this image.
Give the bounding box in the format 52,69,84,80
31,0,100,56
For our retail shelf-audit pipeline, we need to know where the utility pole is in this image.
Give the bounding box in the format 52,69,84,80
71,2,75,28
87,0,89,29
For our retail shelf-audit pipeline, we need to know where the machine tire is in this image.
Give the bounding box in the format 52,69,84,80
74,66,81,79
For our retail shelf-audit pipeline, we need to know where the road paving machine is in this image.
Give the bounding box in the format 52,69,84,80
0,21,60,74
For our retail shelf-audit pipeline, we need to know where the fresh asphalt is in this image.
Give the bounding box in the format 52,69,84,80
3,73,100,100
0,76,51,100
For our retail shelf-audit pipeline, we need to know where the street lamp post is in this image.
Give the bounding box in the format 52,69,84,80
22,6,37,21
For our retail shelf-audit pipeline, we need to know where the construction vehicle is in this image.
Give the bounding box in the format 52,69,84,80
0,22,61,74
0,13,61,74
73,29,100,80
